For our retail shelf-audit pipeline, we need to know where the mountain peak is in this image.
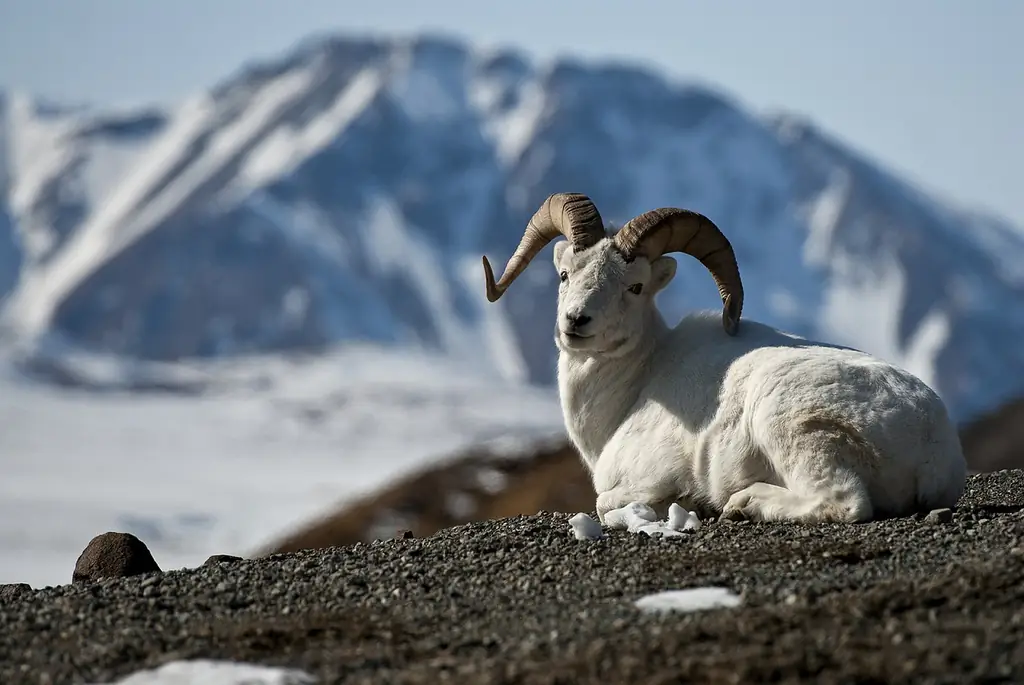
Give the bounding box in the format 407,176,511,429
0,32,1021,423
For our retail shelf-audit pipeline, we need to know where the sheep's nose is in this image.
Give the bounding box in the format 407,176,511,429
567,313,591,328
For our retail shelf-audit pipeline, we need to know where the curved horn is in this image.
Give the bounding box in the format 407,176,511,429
482,193,605,302
614,208,744,335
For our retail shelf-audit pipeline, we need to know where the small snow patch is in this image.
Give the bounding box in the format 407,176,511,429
568,512,604,540
445,490,476,519
89,659,316,684
668,503,702,531
634,587,742,614
568,502,701,541
474,466,508,495
603,502,701,538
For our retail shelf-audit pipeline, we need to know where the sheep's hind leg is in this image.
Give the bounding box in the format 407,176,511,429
722,412,881,524
720,481,872,524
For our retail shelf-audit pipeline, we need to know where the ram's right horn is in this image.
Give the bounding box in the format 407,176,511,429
482,193,605,302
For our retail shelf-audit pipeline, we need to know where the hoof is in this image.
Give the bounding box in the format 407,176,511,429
719,507,747,522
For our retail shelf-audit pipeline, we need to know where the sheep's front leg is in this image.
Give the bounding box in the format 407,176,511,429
720,482,871,523
596,486,674,523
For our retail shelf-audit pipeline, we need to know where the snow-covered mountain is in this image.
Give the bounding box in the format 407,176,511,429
1,32,1022,423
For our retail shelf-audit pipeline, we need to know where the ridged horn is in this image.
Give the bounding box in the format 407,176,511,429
614,207,743,335
482,193,605,302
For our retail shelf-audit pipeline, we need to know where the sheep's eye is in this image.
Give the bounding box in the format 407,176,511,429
559,270,569,283
628,283,643,295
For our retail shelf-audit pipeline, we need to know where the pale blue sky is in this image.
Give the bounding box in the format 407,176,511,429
1,0,1021,225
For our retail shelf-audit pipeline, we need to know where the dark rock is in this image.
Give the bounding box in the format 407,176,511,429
925,508,954,524
396,530,414,540
72,532,160,584
202,554,244,567
0,583,32,601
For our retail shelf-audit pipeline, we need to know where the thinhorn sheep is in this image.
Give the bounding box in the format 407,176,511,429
482,192,967,523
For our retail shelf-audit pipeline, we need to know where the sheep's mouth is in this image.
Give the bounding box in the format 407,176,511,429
559,331,596,347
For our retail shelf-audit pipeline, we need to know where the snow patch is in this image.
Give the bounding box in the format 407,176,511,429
445,491,476,519
362,198,489,367
962,213,1024,287
246,192,351,271
456,254,530,384
803,168,851,268
569,512,604,540
76,136,155,214
0,346,563,588
6,94,80,215
470,62,547,167
474,466,508,495
767,289,802,319
667,503,701,531
89,659,315,684
820,249,942,385
606,502,701,536
574,502,701,541
237,68,382,190
389,48,464,122
486,82,547,165
901,307,950,390
634,587,742,614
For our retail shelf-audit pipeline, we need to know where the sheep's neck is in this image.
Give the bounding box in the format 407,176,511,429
557,313,666,469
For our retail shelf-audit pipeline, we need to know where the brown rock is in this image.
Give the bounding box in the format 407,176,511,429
72,532,161,584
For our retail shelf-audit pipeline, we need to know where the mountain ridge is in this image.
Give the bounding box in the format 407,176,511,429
0,31,1021,423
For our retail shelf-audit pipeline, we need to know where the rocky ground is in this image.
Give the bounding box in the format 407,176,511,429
4,471,1024,685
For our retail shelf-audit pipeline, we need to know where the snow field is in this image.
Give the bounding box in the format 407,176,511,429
0,346,565,589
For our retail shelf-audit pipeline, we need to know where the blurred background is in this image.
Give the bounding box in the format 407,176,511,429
1,0,1022,588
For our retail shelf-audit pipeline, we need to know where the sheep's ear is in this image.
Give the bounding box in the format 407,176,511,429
553,240,570,268
650,256,677,293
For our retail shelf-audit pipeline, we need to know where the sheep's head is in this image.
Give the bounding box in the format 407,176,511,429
481,193,744,356
548,237,675,355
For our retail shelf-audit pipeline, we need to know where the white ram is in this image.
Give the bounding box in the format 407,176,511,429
481,193,967,523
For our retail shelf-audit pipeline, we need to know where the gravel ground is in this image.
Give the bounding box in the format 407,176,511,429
4,471,1024,685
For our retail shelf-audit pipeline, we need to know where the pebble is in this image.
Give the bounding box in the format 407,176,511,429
925,507,954,524
203,554,244,566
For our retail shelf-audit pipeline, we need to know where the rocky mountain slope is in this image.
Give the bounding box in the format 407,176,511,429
1,33,1022,422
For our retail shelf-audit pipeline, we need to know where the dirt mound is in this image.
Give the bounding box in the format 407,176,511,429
961,395,1024,473
263,437,593,555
